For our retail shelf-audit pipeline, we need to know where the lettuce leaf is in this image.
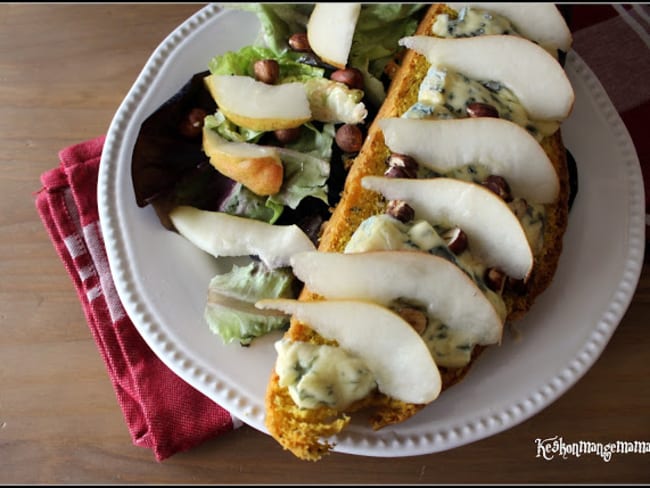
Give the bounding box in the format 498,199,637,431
222,3,428,107
350,4,428,106
204,261,297,345
208,44,324,82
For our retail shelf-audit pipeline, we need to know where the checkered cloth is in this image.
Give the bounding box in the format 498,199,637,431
569,4,649,232
35,136,240,461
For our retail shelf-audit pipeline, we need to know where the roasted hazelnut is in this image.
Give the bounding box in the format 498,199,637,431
253,59,280,85
484,267,506,292
330,68,364,90
274,127,302,145
483,174,513,202
335,124,363,153
396,307,428,335
386,199,415,223
506,276,528,296
385,153,418,178
288,32,311,52
442,227,468,255
179,107,208,139
466,102,499,118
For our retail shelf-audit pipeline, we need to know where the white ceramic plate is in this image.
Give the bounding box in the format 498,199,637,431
98,5,645,457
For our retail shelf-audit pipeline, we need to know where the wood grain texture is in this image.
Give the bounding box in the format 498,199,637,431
0,3,648,484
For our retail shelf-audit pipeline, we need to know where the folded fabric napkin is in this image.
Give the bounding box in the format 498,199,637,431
34,4,648,463
35,135,240,461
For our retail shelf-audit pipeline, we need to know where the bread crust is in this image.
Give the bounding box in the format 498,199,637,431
264,3,571,461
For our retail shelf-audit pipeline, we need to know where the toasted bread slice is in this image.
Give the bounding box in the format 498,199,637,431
264,3,571,461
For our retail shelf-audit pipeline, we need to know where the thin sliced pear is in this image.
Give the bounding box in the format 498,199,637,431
399,35,574,121
291,251,504,345
379,117,559,203
256,298,442,405
362,177,534,279
443,3,573,52
204,74,311,131
307,3,361,69
169,206,315,270
202,126,283,196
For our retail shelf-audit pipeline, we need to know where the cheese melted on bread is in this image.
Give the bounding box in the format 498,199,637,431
264,4,571,461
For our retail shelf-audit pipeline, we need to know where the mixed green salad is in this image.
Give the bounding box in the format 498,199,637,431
131,3,427,346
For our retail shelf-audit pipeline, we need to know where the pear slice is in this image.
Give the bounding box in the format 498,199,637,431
399,35,574,121
256,298,442,405
168,206,316,270
204,74,311,131
291,251,504,345
362,177,534,279
307,3,361,69
202,126,283,196
443,3,573,52
379,117,559,203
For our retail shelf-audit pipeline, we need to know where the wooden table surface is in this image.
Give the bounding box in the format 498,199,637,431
1,3,648,484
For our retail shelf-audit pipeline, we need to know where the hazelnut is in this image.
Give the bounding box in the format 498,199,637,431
330,68,364,90
506,276,528,296
385,153,418,178
442,227,468,255
335,124,363,153
483,174,513,202
253,59,280,85
288,32,311,52
484,267,506,292
179,107,208,139
386,199,415,223
396,307,428,335
273,127,302,145
466,102,499,118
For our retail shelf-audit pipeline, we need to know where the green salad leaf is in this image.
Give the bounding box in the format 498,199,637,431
204,261,297,345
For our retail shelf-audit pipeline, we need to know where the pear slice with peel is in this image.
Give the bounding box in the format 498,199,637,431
399,35,574,121
291,251,504,345
307,3,361,69
379,117,559,203
204,74,311,131
256,298,442,405
202,126,283,196
362,177,534,280
168,206,315,270
443,3,573,52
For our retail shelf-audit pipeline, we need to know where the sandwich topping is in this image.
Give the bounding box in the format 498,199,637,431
294,5,563,387
275,338,376,409
432,5,518,39
402,66,560,141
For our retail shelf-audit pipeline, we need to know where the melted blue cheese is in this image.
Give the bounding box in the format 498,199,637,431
403,66,559,141
432,6,519,38
406,6,561,140
421,318,473,368
432,6,560,58
274,338,376,410
345,214,507,368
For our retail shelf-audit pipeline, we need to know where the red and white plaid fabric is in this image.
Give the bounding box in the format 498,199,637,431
34,4,648,461
569,4,649,234
35,136,239,461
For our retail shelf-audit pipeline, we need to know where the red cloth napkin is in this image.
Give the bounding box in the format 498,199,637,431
35,135,239,461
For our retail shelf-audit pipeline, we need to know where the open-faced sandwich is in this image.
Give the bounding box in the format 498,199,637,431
257,3,577,461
